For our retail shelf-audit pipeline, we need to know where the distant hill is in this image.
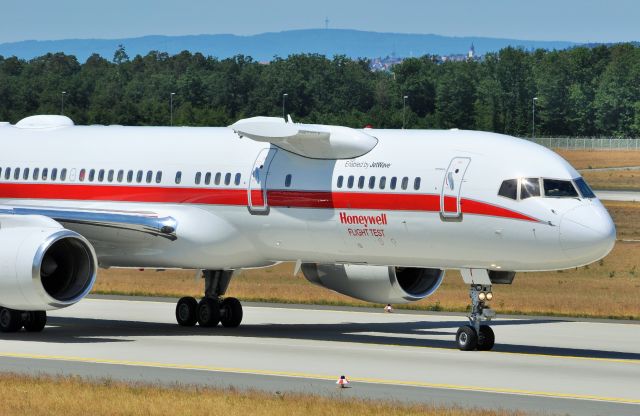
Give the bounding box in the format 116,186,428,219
0,29,578,62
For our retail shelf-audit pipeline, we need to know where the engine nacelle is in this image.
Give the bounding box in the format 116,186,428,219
0,216,97,310
301,263,444,304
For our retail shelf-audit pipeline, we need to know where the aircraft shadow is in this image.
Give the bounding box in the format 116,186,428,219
0,315,638,362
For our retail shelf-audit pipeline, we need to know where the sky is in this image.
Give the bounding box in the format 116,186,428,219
1,0,639,44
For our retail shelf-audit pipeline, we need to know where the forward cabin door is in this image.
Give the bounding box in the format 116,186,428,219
440,157,471,220
248,148,278,214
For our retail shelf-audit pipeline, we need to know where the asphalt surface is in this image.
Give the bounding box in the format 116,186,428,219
0,297,638,415
594,189,640,201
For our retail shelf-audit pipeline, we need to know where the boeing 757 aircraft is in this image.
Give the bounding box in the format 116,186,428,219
0,115,615,351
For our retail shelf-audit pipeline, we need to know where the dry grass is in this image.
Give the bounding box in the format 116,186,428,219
0,373,529,416
93,202,640,320
556,149,640,170
581,169,640,191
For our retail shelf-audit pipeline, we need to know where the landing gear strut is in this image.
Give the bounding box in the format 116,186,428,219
456,284,495,351
0,308,47,333
175,270,243,328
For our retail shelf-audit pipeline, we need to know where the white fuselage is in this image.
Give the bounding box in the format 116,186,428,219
0,123,616,272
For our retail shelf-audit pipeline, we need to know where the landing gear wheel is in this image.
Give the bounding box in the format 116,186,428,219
456,325,478,351
220,297,243,328
477,325,495,351
197,298,221,327
176,297,198,327
0,308,22,333
23,311,47,332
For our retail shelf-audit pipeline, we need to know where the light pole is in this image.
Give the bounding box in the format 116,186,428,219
532,97,538,138
170,92,176,126
282,93,288,120
61,91,66,115
402,95,408,129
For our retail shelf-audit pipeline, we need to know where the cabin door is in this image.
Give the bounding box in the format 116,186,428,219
440,157,471,220
248,148,278,214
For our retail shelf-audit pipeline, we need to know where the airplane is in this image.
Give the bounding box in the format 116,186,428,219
0,114,615,351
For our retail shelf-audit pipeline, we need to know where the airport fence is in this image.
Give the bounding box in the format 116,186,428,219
527,137,640,150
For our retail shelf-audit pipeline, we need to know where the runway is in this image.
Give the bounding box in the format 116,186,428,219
0,297,639,416
594,189,640,201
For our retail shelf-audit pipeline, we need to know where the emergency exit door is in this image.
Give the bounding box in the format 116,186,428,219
248,148,278,214
440,157,471,219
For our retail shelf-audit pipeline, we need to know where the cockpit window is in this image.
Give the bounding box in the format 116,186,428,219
520,178,541,200
498,179,518,200
574,177,596,199
543,179,578,198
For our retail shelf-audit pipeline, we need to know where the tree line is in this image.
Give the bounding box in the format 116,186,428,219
1,43,640,137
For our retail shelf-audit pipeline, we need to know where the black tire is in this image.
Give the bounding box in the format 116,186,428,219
456,325,478,351
220,297,243,328
0,308,22,333
175,297,198,327
197,298,221,327
477,325,495,351
23,311,47,332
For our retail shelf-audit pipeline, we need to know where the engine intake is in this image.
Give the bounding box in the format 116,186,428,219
0,219,97,310
302,263,444,304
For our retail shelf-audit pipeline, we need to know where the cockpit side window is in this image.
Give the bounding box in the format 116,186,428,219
574,177,596,199
543,179,578,198
498,179,518,200
520,178,541,200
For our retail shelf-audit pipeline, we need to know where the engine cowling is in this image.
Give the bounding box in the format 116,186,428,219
301,263,444,304
0,216,97,310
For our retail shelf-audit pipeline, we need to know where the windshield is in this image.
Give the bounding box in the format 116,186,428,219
543,179,579,198
574,177,596,199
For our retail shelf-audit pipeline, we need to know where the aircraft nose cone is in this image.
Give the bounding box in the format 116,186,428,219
560,203,616,264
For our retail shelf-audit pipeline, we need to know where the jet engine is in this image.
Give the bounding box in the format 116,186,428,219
0,216,97,310
301,263,444,303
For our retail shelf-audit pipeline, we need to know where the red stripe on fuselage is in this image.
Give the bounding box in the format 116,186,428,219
0,183,539,222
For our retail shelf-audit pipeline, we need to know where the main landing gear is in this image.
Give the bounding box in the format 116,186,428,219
175,270,243,328
456,284,495,351
0,308,47,333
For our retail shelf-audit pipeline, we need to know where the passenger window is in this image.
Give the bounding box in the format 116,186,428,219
155,171,162,184
235,173,241,186
136,170,143,183
51,168,58,181
0,168,2,178
379,176,386,189
368,176,375,189
23,168,30,180
401,177,409,190
127,170,134,183
337,176,343,188
98,169,104,182
358,176,365,189
107,170,114,182
414,177,421,190
520,178,540,200
4,168,10,180
347,175,354,189
13,168,20,180
285,174,292,187
390,177,397,190
195,172,202,185
42,168,49,181
224,173,231,185
543,179,578,198
88,169,94,182
146,170,153,183
61,168,67,181
33,168,40,180
214,172,221,185
205,172,211,185
117,170,124,182
175,171,182,184
79,169,85,182
498,179,518,200
574,178,595,199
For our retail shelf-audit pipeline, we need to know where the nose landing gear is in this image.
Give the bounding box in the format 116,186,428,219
456,284,495,351
175,270,243,329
